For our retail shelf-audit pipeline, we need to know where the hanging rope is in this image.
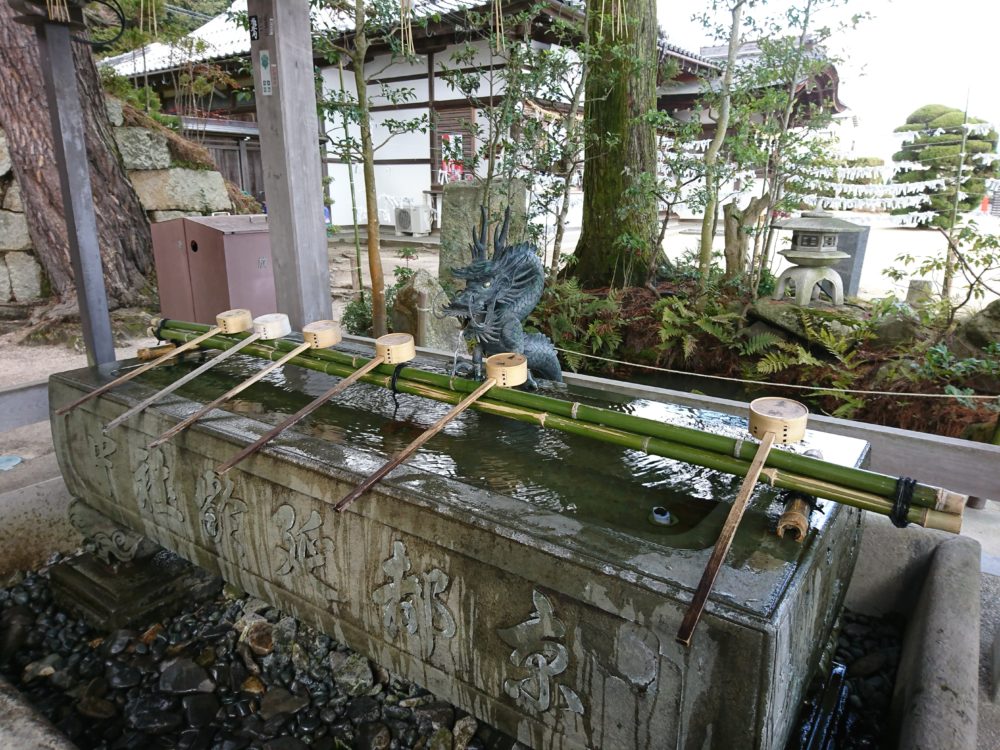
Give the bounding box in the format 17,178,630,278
552,347,1000,401
45,0,71,22
597,0,627,41
399,0,414,57
138,0,158,38
493,0,505,52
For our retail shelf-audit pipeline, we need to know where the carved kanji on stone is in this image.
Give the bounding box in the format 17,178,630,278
133,446,184,522
498,589,584,715
372,540,456,660
272,504,337,602
195,471,249,567
86,434,117,497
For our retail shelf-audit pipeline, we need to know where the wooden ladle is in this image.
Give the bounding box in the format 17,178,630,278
214,332,417,476
102,310,277,433
149,319,342,448
676,397,808,647
334,352,528,512
56,309,253,417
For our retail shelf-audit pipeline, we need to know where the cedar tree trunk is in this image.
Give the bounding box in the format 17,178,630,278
572,0,658,289
0,3,152,309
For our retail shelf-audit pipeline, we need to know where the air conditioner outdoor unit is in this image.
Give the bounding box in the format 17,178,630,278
394,205,431,236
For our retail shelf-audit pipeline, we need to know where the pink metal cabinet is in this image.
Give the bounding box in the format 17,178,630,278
151,215,277,324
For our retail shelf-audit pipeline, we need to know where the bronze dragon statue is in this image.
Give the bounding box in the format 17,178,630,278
443,207,562,389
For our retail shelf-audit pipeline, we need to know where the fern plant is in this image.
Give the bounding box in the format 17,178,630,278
527,280,627,372
654,296,740,363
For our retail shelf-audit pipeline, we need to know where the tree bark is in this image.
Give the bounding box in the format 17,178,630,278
572,0,658,289
698,0,744,288
723,193,769,280
352,0,387,337
0,5,152,309
549,68,586,279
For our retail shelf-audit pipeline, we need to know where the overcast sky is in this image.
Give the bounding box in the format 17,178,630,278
656,0,1000,160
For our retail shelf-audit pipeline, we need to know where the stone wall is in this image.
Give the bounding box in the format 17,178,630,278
0,131,43,304
0,97,234,307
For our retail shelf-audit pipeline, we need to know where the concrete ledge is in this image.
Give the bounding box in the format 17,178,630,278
0,379,48,431
892,535,981,750
0,675,77,750
845,514,953,617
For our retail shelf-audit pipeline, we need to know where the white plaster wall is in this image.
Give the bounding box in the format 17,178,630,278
322,38,581,227
369,108,430,160
326,163,364,227
372,164,433,219
326,163,432,228
434,39,507,102
366,52,429,103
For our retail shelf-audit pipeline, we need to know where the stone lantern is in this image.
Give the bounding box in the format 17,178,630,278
771,211,865,306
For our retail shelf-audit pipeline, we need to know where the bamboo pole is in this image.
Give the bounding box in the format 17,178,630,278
151,323,965,529
777,496,813,541
154,320,964,514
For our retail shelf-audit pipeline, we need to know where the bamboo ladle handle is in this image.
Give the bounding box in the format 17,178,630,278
104,332,264,433
56,309,253,417
676,431,775,647
149,320,341,448
57,309,256,418
334,352,528,512
676,397,808,647
104,311,285,433
214,333,416,476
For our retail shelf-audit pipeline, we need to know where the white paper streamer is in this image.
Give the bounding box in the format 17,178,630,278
839,211,938,227
796,179,947,197
964,122,995,136
800,194,930,211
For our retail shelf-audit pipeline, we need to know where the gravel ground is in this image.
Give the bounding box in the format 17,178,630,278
788,609,904,749
0,340,156,392
0,558,517,750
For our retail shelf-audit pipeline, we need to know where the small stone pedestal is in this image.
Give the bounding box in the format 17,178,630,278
49,500,221,629
773,262,847,306
49,549,221,630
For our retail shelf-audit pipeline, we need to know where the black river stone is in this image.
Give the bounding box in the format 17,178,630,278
159,658,215,694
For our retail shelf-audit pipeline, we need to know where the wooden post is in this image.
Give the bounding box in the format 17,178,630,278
247,0,331,328
35,20,115,365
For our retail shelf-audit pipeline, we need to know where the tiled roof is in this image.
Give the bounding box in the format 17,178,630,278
103,0,713,78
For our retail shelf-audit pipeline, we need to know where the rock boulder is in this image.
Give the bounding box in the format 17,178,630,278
871,309,922,349
390,269,463,351
3,181,22,212
105,96,124,127
0,211,31,250
0,256,12,302
0,131,10,178
439,180,526,291
954,299,1000,352
115,127,172,171
130,168,230,213
5,251,43,301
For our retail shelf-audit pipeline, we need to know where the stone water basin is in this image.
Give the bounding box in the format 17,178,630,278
49,350,868,750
